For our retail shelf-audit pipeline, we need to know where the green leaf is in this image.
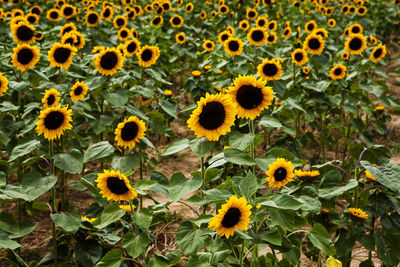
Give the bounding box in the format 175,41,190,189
93,203,126,229
0,231,20,249
103,91,128,107
239,172,258,199
224,148,256,166
269,210,307,231
257,194,303,210
95,249,123,267
0,212,37,238
257,228,282,246
84,141,114,163
50,210,81,234
361,161,400,193
168,173,202,201
28,68,49,81
125,104,150,122
302,80,331,92
258,115,283,129
189,137,215,157
122,232,150,259
74,239,102,266
0,172,5,188
53,149,83,174
8,140,40,162
229,131,255,151
134,180,157,195
318,179,358,199
160,100,177,118
176,221,205,256
161,138,189,156
111,153,140,174
131,208,153,229
308,223,335,255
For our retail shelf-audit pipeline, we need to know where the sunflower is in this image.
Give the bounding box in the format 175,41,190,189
348,208,368,219
265,32,277,44
313,28,328,38
145,4,153,13
192,70,201,76
302,66,309,74
218,30,232,44
48,42,76,70
70,81,88,101
329,64,347,80
282,27,292,38
131,28,138,39
95,170,137,202
187,93,236,141
266,158,295,188
294,169,320,179
95,47,124,76
36,105,72,140
218,5,229,15
175,32,186,44
150,16,164,26
202,39,215,51
224,37,243,56
11,22,35,44
328,18,336,28
119,204,135,212
124,38,141,57
81,216,96,223
61,4,76,19
349,23,363,34
101,6,113,20
367,35,377,46
170,14,184,28
210,10,217,18
185,3,194,13
61,32,77,46
35,32,44,42
11,44,40,71
113,15,127,29
227,75,274,120
267,20,277,31
246,7,258,20
365,170,377,182
345,34,367,55
208,195,252,239
59,23,77,37
115,116,146,149
70,31,85,50
30,6,42,15
0,73,9,97
341,51,349,60
291,48,308,66
305,20,317,33
118,27,131,41
370,44,386,63
86,11,100,27
199,11,207,19
137,45,160,68
256,16,267,28
357,6,367,16
239,20,250,31
42,88,60,109
26,13,39,24
303,34,325,55
247,27,267,46
139,95,154,104
257,58,282,81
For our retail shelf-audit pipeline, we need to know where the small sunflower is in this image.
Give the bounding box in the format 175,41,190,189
302,66,309,74
349,23,363,35
305,20,317,33
208,195,252,239
101,6,113,20
95,47,124,76
367,35,377,46
303,34,325,55
113,15,127,29
124,38,141,57
365,170,377,182
266,158,295,188
345,34,367,55
239,20,250,31
227,75,274,120
257,58,282,81
348,208,368,219
370,44,386,63
91,46,105,54
265,32,277,44
294,169,320,179
0,73,9,97
356,6,367,16
256,16,268,28
59,23,77,37
36,105,72,140
218,5,229,15
282,27,292,38
42,88,60,108
170,14,184,28
68,31,85,50
247,27,267,46
11,22,35,44
137,45,160,68
175,32,186,44
86,11,100,27
70,81,88,101
48,42,76,70
218,30,232,45
199,11,207,20
115,116,146,149
11,44,40,71
118,27,131,41
202,39,215,52
341,51,349,60
224,37,243,56
328,18,336,28
291,48,308,66
192,70,201,77
150,16,163,26
95,169,137,202
246,7,258,20
187,93,236,141
329,64,347,80
185,3,194,13
26,13,39,24
313,28,328,38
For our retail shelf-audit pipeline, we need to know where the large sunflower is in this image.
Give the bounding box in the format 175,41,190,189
266,158,295,189
36,105,72,140
202,39,215,52
170,14,184,28
95,47,124,76
291,48,308,66
247,27,267,46
345,34,367,55
114,116,146,149
208,195,252,239
303,34,325,55
137,45,160,68
95,170,137,202
187,93,236,141
227,75,274,120
11,22,35,44
124,38,141,57
48,42,76,69
257,58,282,81
70,81,88,101
0,73,9,97
370,44,386,63
42,88,60,108
329,64,347,80
224,37,243,56
11,44,40,71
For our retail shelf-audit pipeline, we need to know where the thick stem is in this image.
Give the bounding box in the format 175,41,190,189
201,156,206,215
49,140,57,266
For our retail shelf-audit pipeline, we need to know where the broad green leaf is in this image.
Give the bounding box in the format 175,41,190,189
258,115,283,129
93,203,126,229
0,172,5,188
161,138,189,156
0,231,20,249
131,208,153,229
229,131,255,151
308,223,335,255
103,91,128,106
224,148,256,166
257,228,282,246
134,180,157,195
257,194,303,210
160,100,177,118
269,210,307,231
0,212,37,238
318,179,358,199
84,141,114,163
176,221,205,256
168,173,202,201
8,140,40,162
189,137,215,157
239,172,258,199
122,232,150,259
96,249,123,267
54,149,83,174
361,161,400,193
50,210,81,234
74,239,102,266
111,153,140,174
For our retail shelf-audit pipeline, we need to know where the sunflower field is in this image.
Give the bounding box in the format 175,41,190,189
0,0,400,266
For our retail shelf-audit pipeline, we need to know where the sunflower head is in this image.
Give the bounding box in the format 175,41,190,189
42,88,60,109
294,169,320,179
86,11,100,27
365,170,377,182
291,48,308,66
303,33,325,55
0,73,9,97
265,32,278,44
257,58,282,81
348,207,368,219
61,4,76,19
328,18,336,28
48,42,77,70
370,44,386,63
282,27,292,38
208,195,252,239
95,47,124,76
246,7,258,20
329,64,347,80
70,81,89,101
113,15,127,28
218,30,232,44
11,44,40,71
12,22,35,44
59,23,77,37
170,14,184,28
115,116,146,149
345,34,367,55
124,38,141,57
224,37,244,56
266,158,295,189
202,39,215,51
239,20,250,31
136,45,160,68
150,16,164,26
36,105,73,140
247,27,267,46
305,20,317,33
95,169,137,202
176,32,186,44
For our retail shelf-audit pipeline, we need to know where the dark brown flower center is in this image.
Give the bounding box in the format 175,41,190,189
172,16,181,25
100,51,118,70
54,47,71,63
351,26,360,34
333,68,342,76
74,86,83,95
274,167,287,181
198,101,226,130
308,38,321,50
127,42,137,53
294,52,303,62
251,30,264,42
50,11,59,19
120,30,128,38
228,40,239,51
153,17,161,25
88,13,98,24
263,63,278,76
44,111,64,130
63,6,73,16
116,18,124,26
373,48,382,58
221,207,241,228
349,37,362,50
17,48,34,65
307,23,315,31
141,49,152,61
103,8,111,18
236,85,263,110
47,95,55,106
248,11,256,17
121,121,138,141
16,25,34,41
106,177,129,195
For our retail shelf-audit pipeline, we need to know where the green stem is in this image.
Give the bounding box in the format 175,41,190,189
49,140,57,266
239,239,245,265
201,156,206,215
